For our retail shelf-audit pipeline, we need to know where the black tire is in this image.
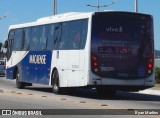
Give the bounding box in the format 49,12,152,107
16,70,25,89
52,70,62,94
96,86,116,98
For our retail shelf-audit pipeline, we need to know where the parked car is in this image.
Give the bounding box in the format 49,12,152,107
0,60,5,77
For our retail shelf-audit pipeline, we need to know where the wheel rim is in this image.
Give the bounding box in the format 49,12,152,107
16,73,20,87
53,77,58,91
52,71,59,92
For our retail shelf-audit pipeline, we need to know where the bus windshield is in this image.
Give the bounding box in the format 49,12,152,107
91,12,154,79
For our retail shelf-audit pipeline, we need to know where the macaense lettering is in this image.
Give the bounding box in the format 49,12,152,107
29,55,46,64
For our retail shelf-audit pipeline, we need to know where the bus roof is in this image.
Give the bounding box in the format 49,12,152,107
9,12,93,30
9,11,152,30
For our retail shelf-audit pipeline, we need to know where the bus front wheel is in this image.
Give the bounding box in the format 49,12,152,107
16,70,25,89
52,70,62,94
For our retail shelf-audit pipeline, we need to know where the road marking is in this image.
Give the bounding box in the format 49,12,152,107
0,89,3,93
80,101,86,103
28,93,33,95
11,91,16,93
61,98,66,100
17,93,22,95
101,104,108,107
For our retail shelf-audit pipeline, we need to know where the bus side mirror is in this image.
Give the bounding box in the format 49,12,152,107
4,40,8,48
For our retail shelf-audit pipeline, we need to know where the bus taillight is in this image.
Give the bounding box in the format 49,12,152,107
93,62,98,67
148,63,152,69
147,56,154,74
91,55,99,72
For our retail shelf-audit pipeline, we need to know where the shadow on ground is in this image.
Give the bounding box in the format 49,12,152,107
25,86,160,101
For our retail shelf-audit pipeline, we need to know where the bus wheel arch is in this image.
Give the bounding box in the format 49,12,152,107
51,68,62,94
13,66,18,80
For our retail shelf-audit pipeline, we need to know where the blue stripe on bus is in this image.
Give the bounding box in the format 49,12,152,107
6,51,52,85
6,66,15,80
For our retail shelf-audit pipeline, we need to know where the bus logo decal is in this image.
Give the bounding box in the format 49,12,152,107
106,26,123,32
29,55,46,64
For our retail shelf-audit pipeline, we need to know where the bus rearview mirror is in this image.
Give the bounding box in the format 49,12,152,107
4,40,8,48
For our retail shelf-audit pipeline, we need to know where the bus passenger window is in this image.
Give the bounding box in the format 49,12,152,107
23,28,31,51
21,29,25,50
38,25,48,50
72,31,80,49
59,22,69,49
30,27,39,50
80,19,88,49
47,24,55,50
69,20,81,50
13,29,23,51
54,23,62,50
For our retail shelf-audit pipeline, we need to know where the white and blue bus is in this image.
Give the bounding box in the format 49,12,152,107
5,11,154,96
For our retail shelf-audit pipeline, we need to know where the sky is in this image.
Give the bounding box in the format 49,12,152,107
0,0,160,49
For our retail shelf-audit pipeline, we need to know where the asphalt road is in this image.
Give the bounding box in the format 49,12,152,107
0,77,160,118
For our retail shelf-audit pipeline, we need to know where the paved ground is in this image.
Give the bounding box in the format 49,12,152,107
0,77,160,118
138,89,160,96
137,86,160,96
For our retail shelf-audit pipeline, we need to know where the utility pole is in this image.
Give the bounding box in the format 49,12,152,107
135,0,138,12
97,0,100,12
87,0,118,12
53,0,57,15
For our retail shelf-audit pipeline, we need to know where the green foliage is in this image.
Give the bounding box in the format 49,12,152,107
0,42,4,59
155,67,160,83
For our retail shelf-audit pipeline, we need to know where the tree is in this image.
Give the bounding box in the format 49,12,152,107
155,67,160,84
0,42,2,51
0,42,4,59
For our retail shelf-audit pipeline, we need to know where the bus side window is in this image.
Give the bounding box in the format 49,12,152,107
23,28,31,51
6,30,14,59
47,24,55,50
30,26,40,51
13,29,23,51
58,22,69,50
8,30,14,40
54,23,62,50
68,20,81,50
38,25,48,50
21,29,25,50
80,19,88,49
8,30,14,51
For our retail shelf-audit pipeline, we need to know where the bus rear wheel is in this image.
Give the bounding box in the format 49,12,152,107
16,70,25,89
52,70,62,94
